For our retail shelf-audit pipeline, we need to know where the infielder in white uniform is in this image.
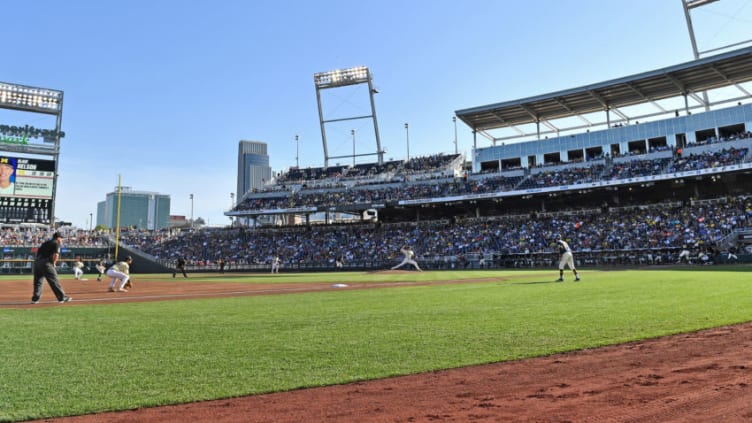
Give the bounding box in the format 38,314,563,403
727,247,738,261
556,238,580,282
107,256,133,292
95,260,106,281
677,246,691,264
72,258,86,280
271,255,280,274
391,246,422,271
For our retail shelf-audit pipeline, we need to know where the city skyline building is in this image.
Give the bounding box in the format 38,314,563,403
237,140,272,199
97,186,170,230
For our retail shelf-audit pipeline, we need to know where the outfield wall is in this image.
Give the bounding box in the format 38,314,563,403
2,247,749,275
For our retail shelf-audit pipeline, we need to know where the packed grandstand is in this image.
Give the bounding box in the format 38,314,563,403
3,48,752,274
3,135,751,274
129,133,751,271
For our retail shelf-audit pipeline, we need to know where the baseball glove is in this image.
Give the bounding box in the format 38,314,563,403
123,280,133,289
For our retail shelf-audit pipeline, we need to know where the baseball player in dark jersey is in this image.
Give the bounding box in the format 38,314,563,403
173,257,188,278
31,232,72,304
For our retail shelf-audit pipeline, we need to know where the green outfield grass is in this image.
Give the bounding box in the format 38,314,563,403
1,268,751,421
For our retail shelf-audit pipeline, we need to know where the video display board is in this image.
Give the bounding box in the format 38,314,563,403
0,155,54,224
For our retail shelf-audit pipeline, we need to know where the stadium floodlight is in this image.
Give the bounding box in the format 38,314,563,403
314,66,369,88
0,81,63,115
313,66,383,167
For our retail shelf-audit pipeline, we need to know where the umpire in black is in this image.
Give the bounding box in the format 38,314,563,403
31,232,72,304
173,256,188,278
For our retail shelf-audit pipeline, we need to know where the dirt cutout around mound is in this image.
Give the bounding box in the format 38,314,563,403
4,276,750,422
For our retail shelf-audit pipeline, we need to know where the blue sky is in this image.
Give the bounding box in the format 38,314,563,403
3,0,752,228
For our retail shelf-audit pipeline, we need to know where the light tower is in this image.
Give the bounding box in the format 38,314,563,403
190,193,194,229
313,66,384,167
294,134,300,168
404,122,410,160
453,116,458,154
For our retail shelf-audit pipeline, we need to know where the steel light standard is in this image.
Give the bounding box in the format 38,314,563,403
295,134,300,168
190,193,194,229
404,122,410,160
682,0,718,112
453,116,458,154
89,212,93,231
351,129,356,166
229,192,235,226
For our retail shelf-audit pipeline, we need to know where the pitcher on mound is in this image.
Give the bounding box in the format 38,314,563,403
392,245,422,271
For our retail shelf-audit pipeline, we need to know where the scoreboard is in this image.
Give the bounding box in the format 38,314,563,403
0,155,54,224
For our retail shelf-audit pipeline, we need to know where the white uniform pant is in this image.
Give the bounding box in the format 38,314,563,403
73,267,84,279
392,258,421,270
107,269,129,290
559,251,575,270
678,249,691,262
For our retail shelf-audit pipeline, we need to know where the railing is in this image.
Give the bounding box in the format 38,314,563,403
157,247,750,273
3,246,747,275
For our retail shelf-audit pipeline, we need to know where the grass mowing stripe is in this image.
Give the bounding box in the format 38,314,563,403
1,269,751,421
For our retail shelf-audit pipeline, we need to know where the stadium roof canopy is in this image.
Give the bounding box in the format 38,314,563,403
456,46,752,142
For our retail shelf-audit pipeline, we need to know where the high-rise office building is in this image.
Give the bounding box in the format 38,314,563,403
237,140,272,199
97,186,170,230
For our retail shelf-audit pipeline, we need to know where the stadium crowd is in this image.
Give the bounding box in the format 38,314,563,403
273,154,460,186
233,145,749,212
116,194,752,270
3,138,751,272
1,226,109,247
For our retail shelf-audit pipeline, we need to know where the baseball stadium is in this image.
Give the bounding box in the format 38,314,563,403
3,3,752,422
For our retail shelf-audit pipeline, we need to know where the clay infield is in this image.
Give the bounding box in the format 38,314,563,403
3,275,751,422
